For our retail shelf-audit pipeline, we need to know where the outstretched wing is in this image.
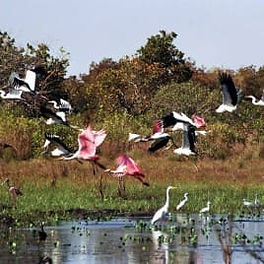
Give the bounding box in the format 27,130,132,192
9,72,31,90
152,120,164,134
182,124,196,153
77,132,97,160
219,73,237,106
148,136,170,152
93,129,107,147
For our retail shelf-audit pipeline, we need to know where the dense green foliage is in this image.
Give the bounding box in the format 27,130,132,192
0,30,263,161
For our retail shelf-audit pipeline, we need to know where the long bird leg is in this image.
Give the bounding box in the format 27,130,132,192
91,162,96,176
98,173,104,200
117,177,123,197
121,177,126,197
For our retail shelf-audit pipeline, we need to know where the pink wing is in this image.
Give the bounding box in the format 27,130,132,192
93,129,107,147
152,120,163,134
77,127,98,160
114,154,148,186
192,114,206,128
116,154,144,176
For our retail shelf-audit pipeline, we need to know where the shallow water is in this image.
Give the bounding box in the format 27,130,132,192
1,214,264,263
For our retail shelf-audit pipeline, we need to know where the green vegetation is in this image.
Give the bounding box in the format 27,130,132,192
0,30,263,225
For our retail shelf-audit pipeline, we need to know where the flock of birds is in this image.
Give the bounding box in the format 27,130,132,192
0,66,263,225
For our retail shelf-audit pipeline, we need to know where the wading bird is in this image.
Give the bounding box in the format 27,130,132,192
176,192,189,211
3,178,23,206
129,120,174,152
42,133,73,157
173,124,196,156
161,112,206,131
38,222,48,241
48,98,72,113
40,105,69,126
216,73,242,113
200,201,211,214
255,194,261,208
62,126,106,174
0,88,24,100
8,66,45,93
105,154,149,196
245,92,264,106
151,186,176,225
243,198,254,208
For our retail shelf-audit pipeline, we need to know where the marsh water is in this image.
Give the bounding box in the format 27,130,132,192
1,214,264,263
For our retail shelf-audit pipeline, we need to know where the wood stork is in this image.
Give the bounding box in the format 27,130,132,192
105,154,149,196
151,186,176,225
245,93,264,106
62,126,107,173
173,124,196,156
161,112,205,131
216,73,242,113
0,88,24,100
48,98,73,113
176,192,189,211
200,201,211,214
8,66,45,93
42,133,73,157
40,105,70,126
129,120,174,152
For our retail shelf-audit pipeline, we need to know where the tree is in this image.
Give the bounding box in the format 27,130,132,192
137,30,193,83
0,31,70,116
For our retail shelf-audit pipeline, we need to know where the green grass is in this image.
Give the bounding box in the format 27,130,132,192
1,176,264,226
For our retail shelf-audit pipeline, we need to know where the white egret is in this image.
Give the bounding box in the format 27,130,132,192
200,201,211,214
176,192,189,211
151,186,176,225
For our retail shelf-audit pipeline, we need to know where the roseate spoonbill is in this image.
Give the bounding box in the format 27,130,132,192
176,192,189,211
105,154,149,196
62,126,107,174
216,73,243,113
245,93,264,106
200,201,211,214
173,124,196,156
48,98,72,113
3,178,22,205
151,186,176,225
42,133,73,157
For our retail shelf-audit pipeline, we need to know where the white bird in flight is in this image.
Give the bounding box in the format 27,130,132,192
173,123,196,156
245,91,264,106
216,73,242,113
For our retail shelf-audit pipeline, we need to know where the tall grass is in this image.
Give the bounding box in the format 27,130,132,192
0,147,263,226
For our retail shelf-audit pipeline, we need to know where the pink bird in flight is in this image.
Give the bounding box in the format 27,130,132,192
106,154,149,186
62,125,107,172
